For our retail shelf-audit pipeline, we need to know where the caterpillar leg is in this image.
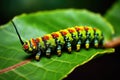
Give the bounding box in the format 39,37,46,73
56,45,62,56
46,47,51,58
100,38,104,47
94,39,98,48
85,39,90,49
76,40,81,51
66,42,72,53
64,37,72,53
35,50,42,61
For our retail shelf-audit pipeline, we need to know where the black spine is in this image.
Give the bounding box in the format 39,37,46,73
11,20,24,45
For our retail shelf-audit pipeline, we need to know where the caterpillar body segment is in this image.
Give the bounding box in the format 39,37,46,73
84,27,94,49
94,28,104,48
51,32,65,56
11,21,104,61
24,26,104,60
75,26,86,51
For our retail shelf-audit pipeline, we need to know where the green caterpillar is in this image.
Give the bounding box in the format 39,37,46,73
12,21,104,61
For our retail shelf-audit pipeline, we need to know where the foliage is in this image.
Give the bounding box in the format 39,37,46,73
0,9,115,80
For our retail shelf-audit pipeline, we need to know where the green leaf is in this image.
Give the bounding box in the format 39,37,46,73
105,1,120,37
0,9,114,80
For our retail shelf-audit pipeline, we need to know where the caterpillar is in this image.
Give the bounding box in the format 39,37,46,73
11,21,104,61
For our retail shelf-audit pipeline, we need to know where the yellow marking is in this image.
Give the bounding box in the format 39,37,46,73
76,44,80,51
95,43,98,48
85,43,89,49
68,47,72,52
46,53,50,56
33,46,36,49
35,55,40,60
38,37,45,49
57,50,61,56
26,40,33,51
26,40,30,47
29,48,33,51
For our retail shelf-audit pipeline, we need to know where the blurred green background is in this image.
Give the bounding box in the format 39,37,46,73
0,0,116,25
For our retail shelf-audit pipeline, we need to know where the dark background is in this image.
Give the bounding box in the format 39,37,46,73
0,0,120,80
0,0,117,25
64,47,120,80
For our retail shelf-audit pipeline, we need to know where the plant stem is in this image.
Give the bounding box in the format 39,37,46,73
104,38,120,48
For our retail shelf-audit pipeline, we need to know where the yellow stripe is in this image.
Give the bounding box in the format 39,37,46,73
26,40,33,51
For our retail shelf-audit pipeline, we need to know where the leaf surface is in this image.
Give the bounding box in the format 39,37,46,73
0,9,114,80
105,1,120,37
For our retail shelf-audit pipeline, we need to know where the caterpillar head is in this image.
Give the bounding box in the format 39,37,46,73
11,21,38,54
23,39,37,54
23,42,29,52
